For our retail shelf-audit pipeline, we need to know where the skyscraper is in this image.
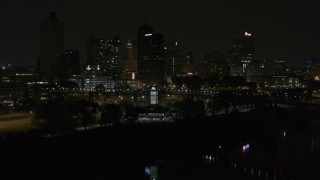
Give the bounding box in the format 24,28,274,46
137,22,165,83
202,52,230,79
87,36,120,77
56,49,80,81
164,41,180,80
40,12,64,77
230,31,254,74
120,40,137,80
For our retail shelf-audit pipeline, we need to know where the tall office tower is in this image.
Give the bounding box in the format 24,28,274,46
120,40,137,80
40,12,64,77
164,43,196,80
56,49,81,81
230,31,254,74
137,23,165,82
87,36,120,77
164,41,180,80
180,51,195,74
202,52,230,79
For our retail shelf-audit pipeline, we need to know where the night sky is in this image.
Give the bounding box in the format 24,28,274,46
1,0,319,67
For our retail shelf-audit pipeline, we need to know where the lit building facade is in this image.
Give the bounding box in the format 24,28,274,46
69,75,115,91
150,86,159,105
164,41,180,80
247,75,301,89
304,59,320,80
87,36,120,77
120,40,137,80
0,66,51,96
230,31,254,74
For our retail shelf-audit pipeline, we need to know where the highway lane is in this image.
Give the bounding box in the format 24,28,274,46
0,112,36,135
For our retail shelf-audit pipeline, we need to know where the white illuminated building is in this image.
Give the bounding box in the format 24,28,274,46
150,86,159,105
138,87,173,122
69,75,115,91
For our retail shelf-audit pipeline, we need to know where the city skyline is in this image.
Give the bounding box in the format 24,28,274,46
1,0,319,67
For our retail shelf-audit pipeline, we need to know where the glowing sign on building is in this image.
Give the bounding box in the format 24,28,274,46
244,32,252,37
145,33,152,37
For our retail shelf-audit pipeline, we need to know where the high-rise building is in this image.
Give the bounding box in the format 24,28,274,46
120,40,137,80
202,52,230,79
87,36,120,77
56,49,81,81
137,23,165,83
164,41,180,81
40,12,64,77
230,31,254,74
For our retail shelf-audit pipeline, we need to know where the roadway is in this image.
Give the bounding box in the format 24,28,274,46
0,112,36,135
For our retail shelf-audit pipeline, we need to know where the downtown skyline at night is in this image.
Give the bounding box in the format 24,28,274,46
1,0,320,67
1,1,320,179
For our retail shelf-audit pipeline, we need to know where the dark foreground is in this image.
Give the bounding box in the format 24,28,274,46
0,107,319,179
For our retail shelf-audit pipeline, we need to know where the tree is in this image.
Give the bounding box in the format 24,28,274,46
217,90,234,114
73,99,98,129
95,84,106,92
185,75,203,90
33,98,78,133
123,104,142,123
101,104,122,126
173,99,205,118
